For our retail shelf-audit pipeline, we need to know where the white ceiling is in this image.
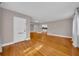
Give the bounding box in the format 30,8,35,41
1,2,79,23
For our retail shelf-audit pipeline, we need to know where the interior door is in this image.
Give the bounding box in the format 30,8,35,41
13,16,26,42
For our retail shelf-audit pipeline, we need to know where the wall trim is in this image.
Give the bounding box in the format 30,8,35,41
72,42,78,47
0,47,2,52
32,32,72,38
0,42,2,52
48,33,72,38
2,37,30,47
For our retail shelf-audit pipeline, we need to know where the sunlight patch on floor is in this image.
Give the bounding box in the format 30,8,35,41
23,44,43,56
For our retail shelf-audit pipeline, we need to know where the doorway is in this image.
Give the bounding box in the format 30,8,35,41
13,16,26,42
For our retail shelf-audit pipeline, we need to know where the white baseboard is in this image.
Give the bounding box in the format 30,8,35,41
32,32,72,38
2,37,30,47
48,33,72,38
72,42,78,48
31,32,72,38
0,47,2,52
0,42,2,52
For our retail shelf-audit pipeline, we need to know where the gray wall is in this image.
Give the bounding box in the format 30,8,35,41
38,17,73,37
0,7,32,44
0,7,3,44
30,23,40,32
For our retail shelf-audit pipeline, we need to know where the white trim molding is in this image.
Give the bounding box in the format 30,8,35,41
0,42,2,52
2,37,30,47
31,32,72,38
0,47,2,52
72,42,78,48
48,33,72,38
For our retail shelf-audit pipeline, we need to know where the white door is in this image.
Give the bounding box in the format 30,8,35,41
13,16,26,42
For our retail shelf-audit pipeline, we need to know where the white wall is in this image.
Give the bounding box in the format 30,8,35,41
35,17,73,37
0,7,3,52
30,23,40,32
0,7,32,44
0,8,3,44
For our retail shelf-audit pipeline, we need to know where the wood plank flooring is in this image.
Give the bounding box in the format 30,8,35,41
0,53,1,56
1,32,79,56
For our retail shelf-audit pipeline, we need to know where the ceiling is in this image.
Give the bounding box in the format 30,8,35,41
1,2,79,23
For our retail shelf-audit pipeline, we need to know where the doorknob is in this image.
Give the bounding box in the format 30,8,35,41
18,32,23,34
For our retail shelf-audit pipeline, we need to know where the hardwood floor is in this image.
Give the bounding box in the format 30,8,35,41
1,32,79,56
0,53,1,56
